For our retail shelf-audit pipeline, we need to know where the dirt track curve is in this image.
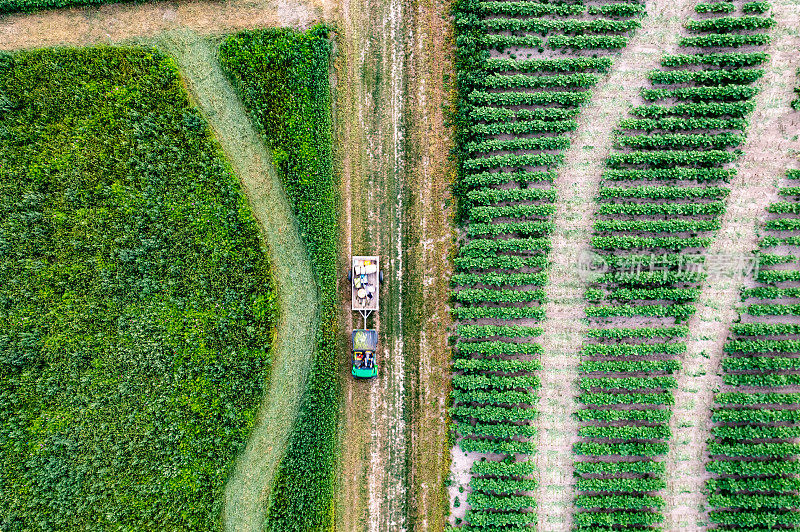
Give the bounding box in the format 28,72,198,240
156,29,320,532
535,0,684,528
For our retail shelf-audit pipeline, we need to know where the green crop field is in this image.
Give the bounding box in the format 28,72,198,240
219,26,338,531
0,47,275,531
2,0,800,530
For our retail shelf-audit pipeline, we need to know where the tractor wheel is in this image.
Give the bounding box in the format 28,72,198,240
347,270,352,282
379,270,384,284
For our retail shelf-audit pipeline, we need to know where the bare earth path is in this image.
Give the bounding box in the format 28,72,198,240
535,0,684,529
662,3,800,529
155,29,320,532
403,0,456,529
0,0,328,50
333,0,412,530
332,0,455,529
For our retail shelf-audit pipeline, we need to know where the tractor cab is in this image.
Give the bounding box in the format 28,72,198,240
352,329,378,379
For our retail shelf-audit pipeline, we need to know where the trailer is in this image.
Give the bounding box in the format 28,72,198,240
349,256,382,379
350,256,382,328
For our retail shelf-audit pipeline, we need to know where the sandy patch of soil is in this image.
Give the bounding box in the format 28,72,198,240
0,0,331,50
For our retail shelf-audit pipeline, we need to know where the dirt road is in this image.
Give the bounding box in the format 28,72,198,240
333,0,408,529
333,0,454,530
333,0,410,529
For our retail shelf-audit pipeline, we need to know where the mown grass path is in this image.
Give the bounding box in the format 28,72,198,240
663,2,800,527
535,0,683,528
156,29,320,532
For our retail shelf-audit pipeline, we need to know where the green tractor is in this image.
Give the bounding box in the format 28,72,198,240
349,256,382,379
351,329,378,379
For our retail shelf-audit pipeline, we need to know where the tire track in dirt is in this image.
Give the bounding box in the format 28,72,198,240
365,1,409,529
334,0,411,530
534,0,684,528
0,0,328,50
155,29,320,532
404,0,456,529
663,4,800,528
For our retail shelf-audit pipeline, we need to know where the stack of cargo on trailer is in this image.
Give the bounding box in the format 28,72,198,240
348,256,383,378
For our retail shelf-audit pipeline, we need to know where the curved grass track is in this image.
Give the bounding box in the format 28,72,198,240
156,29,320,532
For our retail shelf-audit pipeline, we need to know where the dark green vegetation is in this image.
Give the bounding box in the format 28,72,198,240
219,26,337,531
706,168,800,529
0,47,275,530
576,0,773,529
449,0,644,527
0,0,138,15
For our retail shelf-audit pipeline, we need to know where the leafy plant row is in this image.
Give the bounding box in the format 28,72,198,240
450,0,645,525
706,167,800,529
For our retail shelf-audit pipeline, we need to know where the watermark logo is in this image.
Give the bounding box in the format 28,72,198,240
571,251,760,283
576,249,608,282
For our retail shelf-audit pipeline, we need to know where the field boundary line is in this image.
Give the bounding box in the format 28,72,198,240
663,3,800,528
534,0,684,528
155,29,320,532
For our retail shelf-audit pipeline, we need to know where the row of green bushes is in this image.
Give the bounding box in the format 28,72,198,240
708,168,800,528
576,0,774,528
450,0,645,527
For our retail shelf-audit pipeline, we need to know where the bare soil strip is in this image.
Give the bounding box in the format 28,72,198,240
663,5,800,529
333,0,413,529
0,0,328,50
535,0,684,529
155,29,320,532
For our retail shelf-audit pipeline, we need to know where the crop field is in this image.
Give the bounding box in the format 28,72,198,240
219,26,338,530
2,0,800,531
0,47,276,530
